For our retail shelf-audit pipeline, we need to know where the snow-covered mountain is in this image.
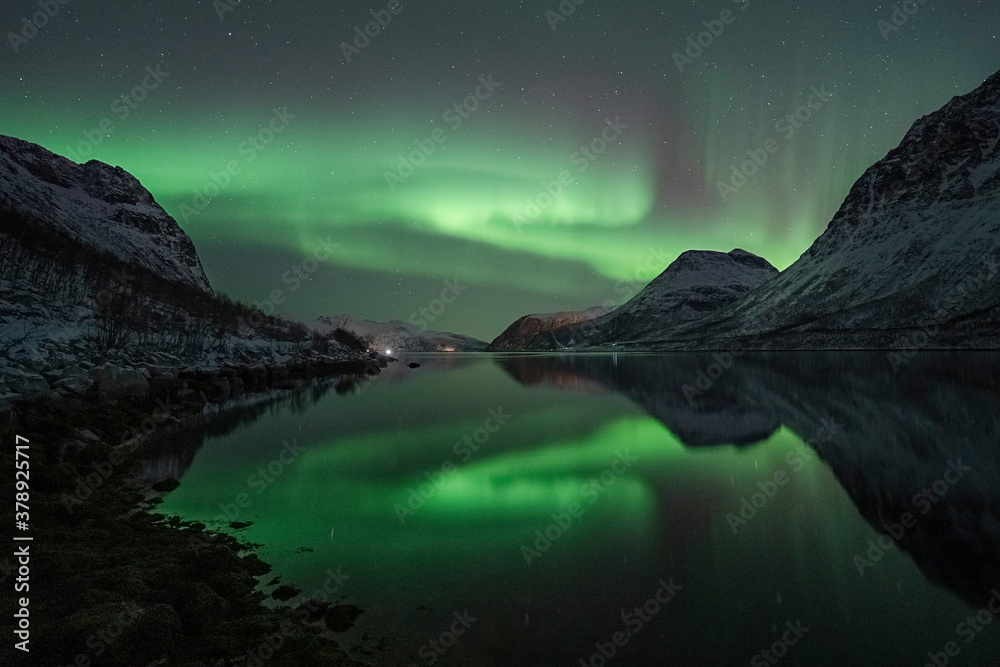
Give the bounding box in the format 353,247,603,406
657,70,1000,349
0,134,210,292
489,249,777,350
492,69,1000,351
0,135,370,409
311,315,488,353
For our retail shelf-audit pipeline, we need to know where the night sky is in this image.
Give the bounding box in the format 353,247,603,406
2,1,999,340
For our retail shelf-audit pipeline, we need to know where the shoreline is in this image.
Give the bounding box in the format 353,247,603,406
1,356,389,667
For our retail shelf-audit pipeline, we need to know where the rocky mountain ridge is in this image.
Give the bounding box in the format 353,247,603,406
491,69,1000,350
0,134,210,292
0,136,381,411
487,306,612,351
489,249,778,350
669,69,1000,349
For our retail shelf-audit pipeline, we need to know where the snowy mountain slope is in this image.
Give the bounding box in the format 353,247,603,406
489,249,777,350
655,70,1000,349
312,315,488,352
0,134,210,292
0,135,374,409
493,70,1000,351
584,249,778,345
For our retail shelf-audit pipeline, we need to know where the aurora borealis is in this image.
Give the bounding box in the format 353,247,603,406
2,1,998,339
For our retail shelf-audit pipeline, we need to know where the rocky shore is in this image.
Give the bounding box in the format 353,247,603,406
0,352,393,667
0,326,391,413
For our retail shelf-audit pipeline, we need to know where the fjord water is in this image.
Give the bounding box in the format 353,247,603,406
155,352,1000,666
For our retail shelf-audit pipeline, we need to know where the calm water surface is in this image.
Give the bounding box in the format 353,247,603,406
155,352,1000,666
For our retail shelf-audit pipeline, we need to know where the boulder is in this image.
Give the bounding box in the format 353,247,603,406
61,364,89,379
72,428,101,443
151,478,181,493
89,366,150,397
324,604,364,632
271,584,301,601
148,376,186,392
55,376,93,395
62,602,148,661
294,598,331,623
208,377,231,403
5,369,50,397
171,582,231,634
127,604,185,660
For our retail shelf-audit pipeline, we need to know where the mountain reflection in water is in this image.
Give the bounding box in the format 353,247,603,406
149,352,1000,665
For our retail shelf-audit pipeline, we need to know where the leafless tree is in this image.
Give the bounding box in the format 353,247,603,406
0,320,43,356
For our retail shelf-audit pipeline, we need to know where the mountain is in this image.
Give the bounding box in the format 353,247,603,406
492,69,1000,351
0,135,369,409
489,249,778,350
487,306,611,351
311,315,488,353
664,69,1000,350
0,134,210,292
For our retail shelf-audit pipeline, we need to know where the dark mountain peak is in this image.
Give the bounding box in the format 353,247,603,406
0,133,79,188
728,247,775,267
672,248,732,265
487,306,611,350
0,134,159,208
667,67,1000,349
0,134,210,292
490,249,777,350
669,248,776,274
495,70,1000,351
648,248,778,295
80,159,158,206
821,71,1000,246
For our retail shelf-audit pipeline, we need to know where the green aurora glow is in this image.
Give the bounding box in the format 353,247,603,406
2,1,998,338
